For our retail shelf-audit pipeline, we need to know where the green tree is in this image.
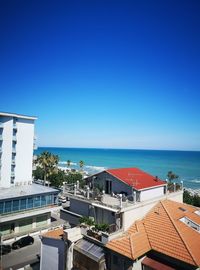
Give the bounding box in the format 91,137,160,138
48,169,66,188
65,172,83,185
79,160,84,171
34,151,59,185
33,166,44,180
167,171,179,183
67,160,71,168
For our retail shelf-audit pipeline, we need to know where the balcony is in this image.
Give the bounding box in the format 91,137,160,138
0,147,2,152
12,148,16,153
12,135,17,141
11,160,15,165
13,123,17,129
11,171,15,177
0,135,3,140
0,122,3,128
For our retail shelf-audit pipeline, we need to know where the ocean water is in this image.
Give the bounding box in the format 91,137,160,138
34,147,200,190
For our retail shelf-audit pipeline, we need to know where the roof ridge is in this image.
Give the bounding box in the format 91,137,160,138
161,200,198,266
142,219,152,250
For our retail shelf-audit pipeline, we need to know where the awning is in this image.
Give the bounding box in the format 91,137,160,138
142,257,175,270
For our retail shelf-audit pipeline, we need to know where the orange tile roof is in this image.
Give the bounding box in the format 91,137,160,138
106,168,166,190
42,228,64,239
106,200,200,267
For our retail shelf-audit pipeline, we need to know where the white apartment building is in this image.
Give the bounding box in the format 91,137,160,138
0,112,37,188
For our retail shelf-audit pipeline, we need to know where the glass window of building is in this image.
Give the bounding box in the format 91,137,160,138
34,196,41,207
27,197,33,209
0,202,3,214
46,195,52,205
20,198,27,210
41,195,46,206
5,201,12,213
13,200,19,212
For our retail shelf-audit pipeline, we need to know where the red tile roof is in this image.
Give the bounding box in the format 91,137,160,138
106,168,166,190
106,200,200,267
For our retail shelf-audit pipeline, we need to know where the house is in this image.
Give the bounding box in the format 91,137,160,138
106,199,200,270
61,168,183,232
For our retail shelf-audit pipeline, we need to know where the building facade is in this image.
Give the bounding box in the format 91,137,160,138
0,112,37,188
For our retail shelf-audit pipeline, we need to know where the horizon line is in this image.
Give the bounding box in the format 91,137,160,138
36,146,200,152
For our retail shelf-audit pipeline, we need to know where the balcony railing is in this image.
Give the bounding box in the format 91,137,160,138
0,147,2,152
12,148,16,153
0,135,3,140
0,122,3,128
13,123,17,129
11,171,15,177
12,135,17,141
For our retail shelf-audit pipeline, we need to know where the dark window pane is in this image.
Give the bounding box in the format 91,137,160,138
20,199,26,210
13,200,19,212
5,201,12,213
41,196,46,206
34,196,41,207
27,197,33,209
0,202,4,214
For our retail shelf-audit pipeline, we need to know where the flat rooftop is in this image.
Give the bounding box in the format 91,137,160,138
42,228,64,239
0,183,59,200
0,111,37,120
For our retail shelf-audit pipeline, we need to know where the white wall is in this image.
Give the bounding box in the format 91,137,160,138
40,237,66,270
140,186,165,201
15,118,35,185
0,115,35,188
0,116,13,188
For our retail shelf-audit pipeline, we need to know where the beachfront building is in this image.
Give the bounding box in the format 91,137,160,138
106,199,200,270
0,112,60,238
61,168,183,232
0,111,36,188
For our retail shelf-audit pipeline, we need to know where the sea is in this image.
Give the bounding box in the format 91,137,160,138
34,147,200,190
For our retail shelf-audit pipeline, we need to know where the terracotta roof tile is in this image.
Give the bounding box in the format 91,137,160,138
106,200,200,267
106,168,166,190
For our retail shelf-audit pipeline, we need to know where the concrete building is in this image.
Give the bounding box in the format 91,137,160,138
0,112,60,238
61,168,183,232
0,112,37,188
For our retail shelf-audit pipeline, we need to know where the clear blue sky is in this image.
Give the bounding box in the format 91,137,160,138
0,0,200,150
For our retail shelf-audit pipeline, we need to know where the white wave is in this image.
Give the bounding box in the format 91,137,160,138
59,161,77,166
84,165,106,171
190,179,200,183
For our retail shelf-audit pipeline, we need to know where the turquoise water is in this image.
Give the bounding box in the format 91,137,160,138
34,147,200,189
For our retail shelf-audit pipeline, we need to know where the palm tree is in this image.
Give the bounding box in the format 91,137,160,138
67,160,71,168
34,152,59,186
79,160,84,171
167,171,179,183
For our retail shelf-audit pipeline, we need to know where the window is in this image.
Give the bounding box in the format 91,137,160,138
34,196,41,207
0,202,3,214
13,200,19,212
27,197,33,209
113,255,118,265
20,199,27,210
41,195,46,206
46,195,52,205
4,201,12,213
